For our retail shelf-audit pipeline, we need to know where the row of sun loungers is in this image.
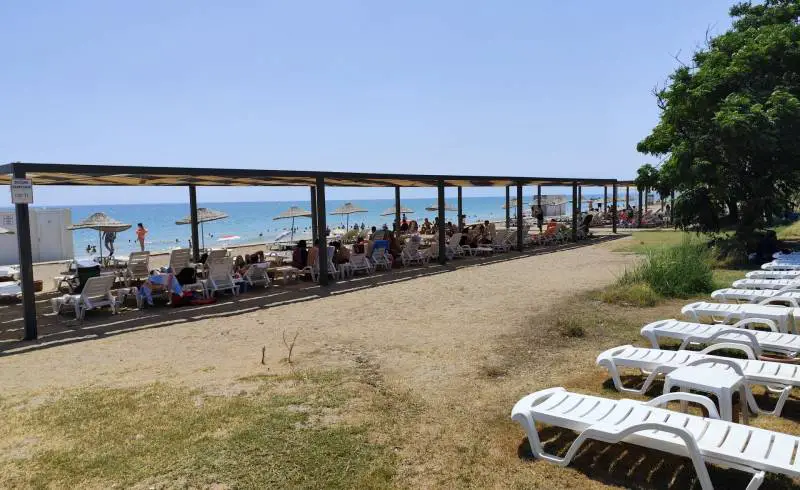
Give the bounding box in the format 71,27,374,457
512,251,800,488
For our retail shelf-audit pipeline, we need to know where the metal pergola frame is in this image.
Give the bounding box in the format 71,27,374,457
1,162,623,340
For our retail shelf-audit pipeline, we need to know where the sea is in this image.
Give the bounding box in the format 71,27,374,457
16,194,626,256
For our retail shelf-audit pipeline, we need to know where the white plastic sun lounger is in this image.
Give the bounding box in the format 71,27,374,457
512,387,800,489
762,260,800,271
641,318,800,360
596,344,796,416
682,301,797,334
711,288,800,304
51,274,117,320
746,269,800,280
732,278,799,290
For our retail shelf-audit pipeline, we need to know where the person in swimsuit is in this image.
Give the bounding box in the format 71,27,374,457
136,223,148,252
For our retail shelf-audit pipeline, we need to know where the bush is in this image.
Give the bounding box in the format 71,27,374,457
597,283,661,307
618,237,716,298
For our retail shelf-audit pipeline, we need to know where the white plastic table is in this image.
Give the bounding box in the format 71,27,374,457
664,365,749,424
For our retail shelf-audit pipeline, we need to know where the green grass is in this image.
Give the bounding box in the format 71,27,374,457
604,237,717,305
776,221,800,240
0,371,395,489
596,282,661,307
613,230,689,253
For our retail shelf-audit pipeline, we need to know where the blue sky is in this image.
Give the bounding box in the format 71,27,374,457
1,0,735,205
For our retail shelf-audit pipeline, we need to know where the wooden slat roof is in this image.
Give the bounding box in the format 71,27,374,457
0,162,621,188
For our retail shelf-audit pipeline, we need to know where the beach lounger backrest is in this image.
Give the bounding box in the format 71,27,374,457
169,248,191,271
208,249,228,262
81,275,116,306
127,251,150,277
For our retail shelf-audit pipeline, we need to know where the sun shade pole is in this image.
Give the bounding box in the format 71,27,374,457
505,185,510,229
516,183,523,251
13,165,37,340
315,176,328,286
572,182,578,242
437,180,446,265
310,186,318,242
189,185,200,262
626,186,630,208
537,184,542,207
603,186,608,213
457,186,463,231
394,186,401,232
612,183,618,234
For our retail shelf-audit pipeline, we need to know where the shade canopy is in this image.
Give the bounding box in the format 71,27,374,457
329,202,367,215
176,207,229,225
67,212,131,232
0,226,14,235
272,206,313,220
379,205,414,216
425,202,458,212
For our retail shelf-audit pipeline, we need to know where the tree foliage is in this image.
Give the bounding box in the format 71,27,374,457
638,0,800,236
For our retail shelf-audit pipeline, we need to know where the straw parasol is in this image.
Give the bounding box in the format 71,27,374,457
176,207,229,249
273,206,312,242
329,202,368,230
380,205,414,217
0,226,14,235
67,212,131,261
425,202,458,212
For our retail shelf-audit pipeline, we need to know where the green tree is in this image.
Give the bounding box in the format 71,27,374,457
638,0,800,237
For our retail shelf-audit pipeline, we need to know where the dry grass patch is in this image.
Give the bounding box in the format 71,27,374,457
0,370,397,489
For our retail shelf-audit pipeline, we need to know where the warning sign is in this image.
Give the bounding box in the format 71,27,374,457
10,179,33,204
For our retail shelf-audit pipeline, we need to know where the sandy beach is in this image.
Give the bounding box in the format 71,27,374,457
0,238,632,397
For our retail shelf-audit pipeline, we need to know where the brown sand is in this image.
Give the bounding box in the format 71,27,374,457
0,239,632,397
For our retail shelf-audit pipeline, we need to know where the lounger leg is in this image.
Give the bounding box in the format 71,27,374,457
602,361,664,394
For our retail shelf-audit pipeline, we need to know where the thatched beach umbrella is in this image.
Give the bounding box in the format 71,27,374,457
425,202,457,212
379,205,414,217
176,207,229,249
67,212,131,261
330,202,368,230
273,206,312,242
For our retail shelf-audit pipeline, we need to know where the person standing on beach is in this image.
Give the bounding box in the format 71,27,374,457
103,231,116,257
136,223,148,252
533,205,544,233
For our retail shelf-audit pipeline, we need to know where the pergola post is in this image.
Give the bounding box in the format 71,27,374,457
188,185,200,262
394,186,401,232
637,189,643,228
625,186,630,208
603,186,608,213
516,184,523,251
457,186,463,231
571,182,578,242
309,186,318,240
537,184,542,207
505,185,510,229
437,180,446,265
315,177,328,285
612,184,618,234
577,185,582,212
13,166,37,340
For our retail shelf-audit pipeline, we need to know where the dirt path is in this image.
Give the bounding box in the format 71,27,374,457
0,240,633,400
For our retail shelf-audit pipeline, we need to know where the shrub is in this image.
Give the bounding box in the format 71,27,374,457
618,237,716,298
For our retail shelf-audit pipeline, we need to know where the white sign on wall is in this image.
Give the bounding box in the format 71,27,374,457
10,179,33,204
